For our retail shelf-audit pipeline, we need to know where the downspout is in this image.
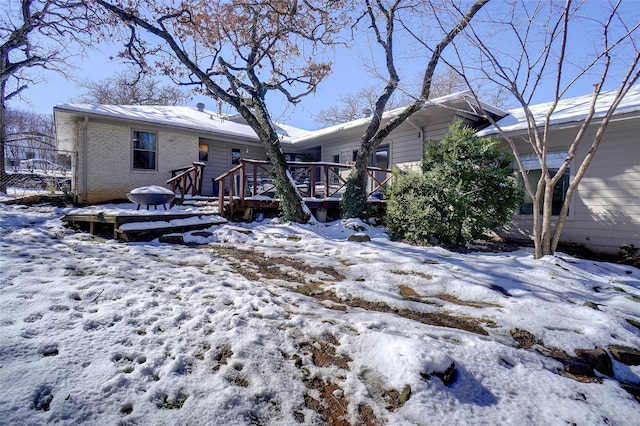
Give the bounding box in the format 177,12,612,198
407,117,424,141
82,116,88,203
407,117,425,165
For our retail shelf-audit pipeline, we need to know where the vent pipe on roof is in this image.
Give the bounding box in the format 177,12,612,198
363,108,372,117
196,102,205,112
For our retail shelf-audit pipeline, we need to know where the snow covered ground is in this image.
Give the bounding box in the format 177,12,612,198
0,202,639,425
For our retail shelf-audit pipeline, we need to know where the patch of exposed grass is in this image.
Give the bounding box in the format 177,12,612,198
399,284,421,298
382,384,412,412
436,294,502,309
157,393,188,410
296,282,329,297
626,318,640,331
391,269,433,280
212,246,345,284
213,246,488,335
480,318,500,328
398,285,442,306
345,296,487,335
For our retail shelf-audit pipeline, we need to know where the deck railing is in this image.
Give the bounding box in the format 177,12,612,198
214,159,392,217
167,162,206,206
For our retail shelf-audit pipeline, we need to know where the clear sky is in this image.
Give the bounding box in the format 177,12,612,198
9,0,640,131
15,40,371,130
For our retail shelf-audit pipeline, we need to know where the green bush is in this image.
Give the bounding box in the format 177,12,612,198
385,122,523,247
340,175,369,219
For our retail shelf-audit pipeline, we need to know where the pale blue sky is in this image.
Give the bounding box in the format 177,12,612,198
10,0,640,130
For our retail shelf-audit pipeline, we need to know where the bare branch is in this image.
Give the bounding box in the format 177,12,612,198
442,0,640,257
92,0,348,223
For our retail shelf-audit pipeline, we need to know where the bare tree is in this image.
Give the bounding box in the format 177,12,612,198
341,0,489,218
93,0,346,223
1,0,91,193
316,64,500,127
77,68,191,105
4,109,55,171
443,0,640,258
316,84,410,126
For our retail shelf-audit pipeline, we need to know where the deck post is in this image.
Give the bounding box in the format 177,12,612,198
253,163,258,196
229,171,235,217
218,178,224,216
323,164,329,198
239,163,246,210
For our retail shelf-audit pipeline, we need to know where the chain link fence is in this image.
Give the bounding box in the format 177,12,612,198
2,142,75,199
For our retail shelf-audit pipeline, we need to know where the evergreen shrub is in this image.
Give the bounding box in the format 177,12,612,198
385,122,523,247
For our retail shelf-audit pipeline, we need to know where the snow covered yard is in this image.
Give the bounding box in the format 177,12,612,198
0,202,639,425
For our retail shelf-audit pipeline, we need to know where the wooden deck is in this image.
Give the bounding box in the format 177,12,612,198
214,159,391,219
62,210,227,242
63,161,390,240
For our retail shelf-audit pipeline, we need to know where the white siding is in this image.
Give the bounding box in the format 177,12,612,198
501,117,640,254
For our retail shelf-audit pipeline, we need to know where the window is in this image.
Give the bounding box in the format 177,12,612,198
132,130,156,170
331,154,340,184
373,145,389,169
372,145,390,192
231,148,241,165
518,153,569,215
199,143,209,162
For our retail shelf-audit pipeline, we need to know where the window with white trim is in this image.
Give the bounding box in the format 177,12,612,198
518,153,569,215
132,130,157,170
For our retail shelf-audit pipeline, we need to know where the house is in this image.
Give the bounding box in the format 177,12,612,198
53,92,500,204
477,85,640,255
53,87,639,255
54,103,274,204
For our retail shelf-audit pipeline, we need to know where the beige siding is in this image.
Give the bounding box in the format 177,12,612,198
388,125,423,166
501,117,640,254
318,115,455,168
319,134,361,163
199,139,267,196
392,116,454,165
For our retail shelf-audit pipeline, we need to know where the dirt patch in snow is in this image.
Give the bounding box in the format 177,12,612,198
215,246,489,336
287,333,380,425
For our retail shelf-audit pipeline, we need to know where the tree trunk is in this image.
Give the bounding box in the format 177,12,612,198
0,80,7,194
250,103,309,223
265,138,310,223
341,0,489,218
342,151,371,218
539,180,555,257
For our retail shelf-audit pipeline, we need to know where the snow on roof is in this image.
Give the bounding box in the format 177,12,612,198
477,84,640,136
54,104,265,141
291,90,501,144
54,91,503,146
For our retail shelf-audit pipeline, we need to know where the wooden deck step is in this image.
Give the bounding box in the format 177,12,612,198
116,215,227,242
62,211,226,242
